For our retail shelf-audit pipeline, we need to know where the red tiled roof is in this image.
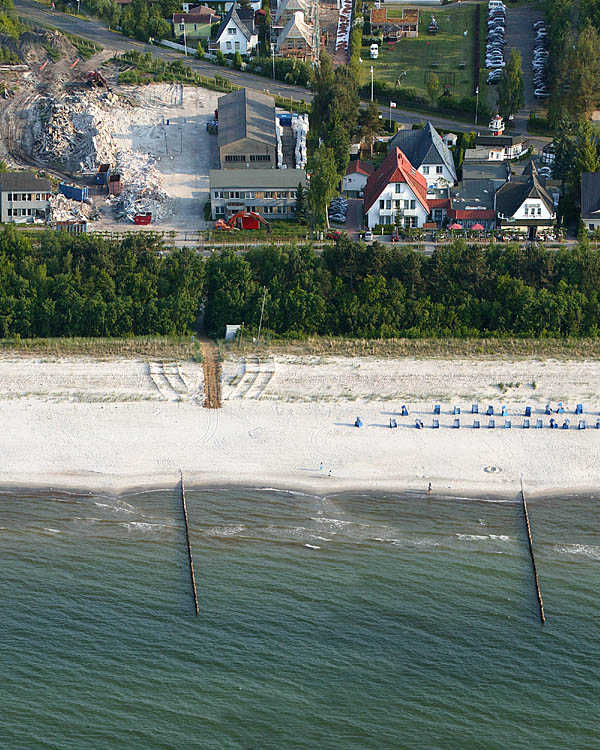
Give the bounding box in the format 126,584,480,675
428,198,450,209
364,148,428,214
173,8,218,23
346,160,375,177
448,208,496,220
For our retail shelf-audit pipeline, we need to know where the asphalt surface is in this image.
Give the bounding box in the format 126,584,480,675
14,0,553,146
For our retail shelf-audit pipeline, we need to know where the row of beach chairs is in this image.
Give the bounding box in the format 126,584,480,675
424,418,591,430
424,403,586,416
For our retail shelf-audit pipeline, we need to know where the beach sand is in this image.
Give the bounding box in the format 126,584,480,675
0,354,598,497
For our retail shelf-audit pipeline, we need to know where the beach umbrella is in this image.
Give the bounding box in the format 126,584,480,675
449,223,463,230
471,223,484,231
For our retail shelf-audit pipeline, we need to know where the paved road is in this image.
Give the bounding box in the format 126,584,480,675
14,0,551,148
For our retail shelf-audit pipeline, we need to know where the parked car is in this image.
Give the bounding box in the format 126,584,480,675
326,230,342,240
363,230,374,242
535,89,551,98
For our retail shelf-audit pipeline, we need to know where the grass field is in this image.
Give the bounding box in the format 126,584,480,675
361,3,479,101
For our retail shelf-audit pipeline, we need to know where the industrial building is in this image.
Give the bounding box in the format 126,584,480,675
209,168,306,219
218,88,277,168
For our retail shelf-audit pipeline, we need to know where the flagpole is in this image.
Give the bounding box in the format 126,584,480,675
389,101,391,126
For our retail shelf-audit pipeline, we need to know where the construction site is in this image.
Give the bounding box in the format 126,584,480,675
0,27,220,232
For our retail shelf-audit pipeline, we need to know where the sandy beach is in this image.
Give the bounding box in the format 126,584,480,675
0,353,598,497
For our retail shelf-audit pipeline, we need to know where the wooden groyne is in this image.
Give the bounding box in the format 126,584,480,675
180,471,199,616
520,479,545,624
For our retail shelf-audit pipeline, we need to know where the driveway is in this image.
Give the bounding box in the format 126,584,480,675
344,198,364,240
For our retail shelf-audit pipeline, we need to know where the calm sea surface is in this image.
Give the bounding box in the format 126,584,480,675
1,487,598,749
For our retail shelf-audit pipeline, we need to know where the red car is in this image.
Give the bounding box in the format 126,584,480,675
326,230,342,240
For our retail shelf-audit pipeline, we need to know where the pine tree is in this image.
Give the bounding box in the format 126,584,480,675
294,183,308,224
497,50,524,119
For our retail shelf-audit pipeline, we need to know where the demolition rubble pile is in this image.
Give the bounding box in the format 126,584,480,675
31,89,172,223
109,149,172,223
48,193,98,223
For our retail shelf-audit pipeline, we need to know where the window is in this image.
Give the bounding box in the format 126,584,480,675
395,183,402,192
35,193,41,200
255,191,265,199
193,24,197,31
524,206,528,216
250,154,271,162
590,224,595,231
422,166,430,175
403,200,409,209
235,41,240,50
537,206,541,216
394,200,400,208
436,166,443,175
7,209,12,217
410,200,416,209
215,206,225,216
379,199,385,209
180,23,185,30
244,191,254,199
226,41,232,50
27,208,32,216
264,206,274,214
213,190,223,199
385,200,392,210
225,154,245,162
7,193,11,201
228,27,236,34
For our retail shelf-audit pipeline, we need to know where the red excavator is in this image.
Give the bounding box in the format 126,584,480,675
87,70,110,90
216,211,271,232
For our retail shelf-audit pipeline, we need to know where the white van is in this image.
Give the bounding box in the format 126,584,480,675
488,1,505,9
370,43,379,59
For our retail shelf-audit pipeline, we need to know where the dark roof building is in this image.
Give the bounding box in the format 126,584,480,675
495,160,556,236
388,123,457,184
581,172,600,229
461,160,510,188
217,88,277,168
214,3,255,44
0,172,51,192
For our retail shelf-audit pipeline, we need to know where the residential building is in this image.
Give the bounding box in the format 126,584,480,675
342,160,374,197
370,8,418,38
581,172,600,231
275,0,310,24
275,11,316,60
363,147,429,229
209,3,258,55
172,5,220,42
387,123,457,189
495,161,556,238
461,160,510,190
209,168,306,219
473,134,527,160
0,172,51,224
218,88,277,168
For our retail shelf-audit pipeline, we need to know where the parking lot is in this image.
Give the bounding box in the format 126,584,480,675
505,4,546,112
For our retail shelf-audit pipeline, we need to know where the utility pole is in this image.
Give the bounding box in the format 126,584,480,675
475,85,479,126
257,287,267,346
370,65,374,102
183,25,188,56
271,28,275,80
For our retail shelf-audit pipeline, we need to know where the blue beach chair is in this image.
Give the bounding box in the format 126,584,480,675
488,419,495,429
562,419,570,430
501,405,508,416
389,418,397,429
355,417,363,428
557,402,565,414
549,418,558,429
473,419,480,429
536,419,543,429
504,420,511,429
401,405,409,416
415,418,423,430
545,403,552,415
472,404,479,414
576,403,583,415
434,404,441,415
486,405,494,416
432,419,440,429
596,419,600,429
525,406,531,417
578,420,586,430
453,418,460,429
453,405,461,415
523,418,530,429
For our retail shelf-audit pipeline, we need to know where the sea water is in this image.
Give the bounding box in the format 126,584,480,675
1,487,598,749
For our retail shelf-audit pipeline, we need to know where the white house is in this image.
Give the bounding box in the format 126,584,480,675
342,160,374,197
495,161,556,239
363,147,430,229
581,172,600,231
210,3,258,55
387,122,457,190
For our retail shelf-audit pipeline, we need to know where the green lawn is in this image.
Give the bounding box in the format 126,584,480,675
361,4,479,101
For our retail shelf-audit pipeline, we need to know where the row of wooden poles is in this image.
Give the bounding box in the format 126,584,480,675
521,478,546,624
181,471,545,623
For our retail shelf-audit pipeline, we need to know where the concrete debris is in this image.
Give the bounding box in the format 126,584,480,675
108,149,172,222
49,193,98,222
30,89,172,223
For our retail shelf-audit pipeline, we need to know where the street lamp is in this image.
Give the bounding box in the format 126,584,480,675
475,85,479,126
370,65,373,102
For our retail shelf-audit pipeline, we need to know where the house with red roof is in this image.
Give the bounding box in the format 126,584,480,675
342,160,375,197
363,147,429,229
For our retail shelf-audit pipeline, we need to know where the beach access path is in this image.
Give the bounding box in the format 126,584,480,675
0,354,598,497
